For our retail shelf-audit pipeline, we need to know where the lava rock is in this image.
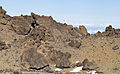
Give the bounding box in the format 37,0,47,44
30,26,46,41
68,40,81,48
47,50,71,68
21,48,49,69
10,16,31,35
105,25,113,32
112,45,119,50
82,59,98,70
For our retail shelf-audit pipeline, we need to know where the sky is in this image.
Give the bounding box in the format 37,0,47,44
0,0,120,33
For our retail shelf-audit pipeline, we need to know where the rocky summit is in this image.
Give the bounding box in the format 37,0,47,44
0,7,120,74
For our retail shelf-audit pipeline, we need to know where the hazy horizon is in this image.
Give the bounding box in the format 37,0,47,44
1,0,120,33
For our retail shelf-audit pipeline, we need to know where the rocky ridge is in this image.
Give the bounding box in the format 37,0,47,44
0,7,120,74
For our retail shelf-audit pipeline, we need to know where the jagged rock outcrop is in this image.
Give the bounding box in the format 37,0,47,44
105,25,113,32
0,6,6,15
0,6,120,74
10,16,32,35
30,12,84,38
0,7,10,25
0,7,75,72
93,25,120,37
79,25,88,35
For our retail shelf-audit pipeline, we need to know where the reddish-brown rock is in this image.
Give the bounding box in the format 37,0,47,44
79,25,88,35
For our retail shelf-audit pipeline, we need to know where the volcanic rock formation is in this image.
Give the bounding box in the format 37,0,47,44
0,7,86,73
0,6,120,74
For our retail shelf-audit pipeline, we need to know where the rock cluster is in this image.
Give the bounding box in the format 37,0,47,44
94,25,120,37
0,6,86,73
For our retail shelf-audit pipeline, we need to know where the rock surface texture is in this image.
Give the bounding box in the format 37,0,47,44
0,7,120,74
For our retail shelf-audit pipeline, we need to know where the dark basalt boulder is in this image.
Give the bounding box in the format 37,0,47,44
47,50,71,68
82,59,98,70
21,48,49,69
21,48,71,70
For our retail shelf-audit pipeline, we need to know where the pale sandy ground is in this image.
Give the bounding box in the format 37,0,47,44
54,35,120,74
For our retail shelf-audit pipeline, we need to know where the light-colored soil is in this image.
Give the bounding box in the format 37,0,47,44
55,36,120,74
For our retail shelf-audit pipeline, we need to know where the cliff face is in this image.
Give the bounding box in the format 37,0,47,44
0,7,120,74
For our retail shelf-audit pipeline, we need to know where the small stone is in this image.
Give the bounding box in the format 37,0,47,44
0,70,3,73
55,71,62,74
82,59,89,66
113,68,119,70
68,40,81,48
71,61,82,68
13,71,19,74
44,66,54,73
0,41,9,50
112,45,119,50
